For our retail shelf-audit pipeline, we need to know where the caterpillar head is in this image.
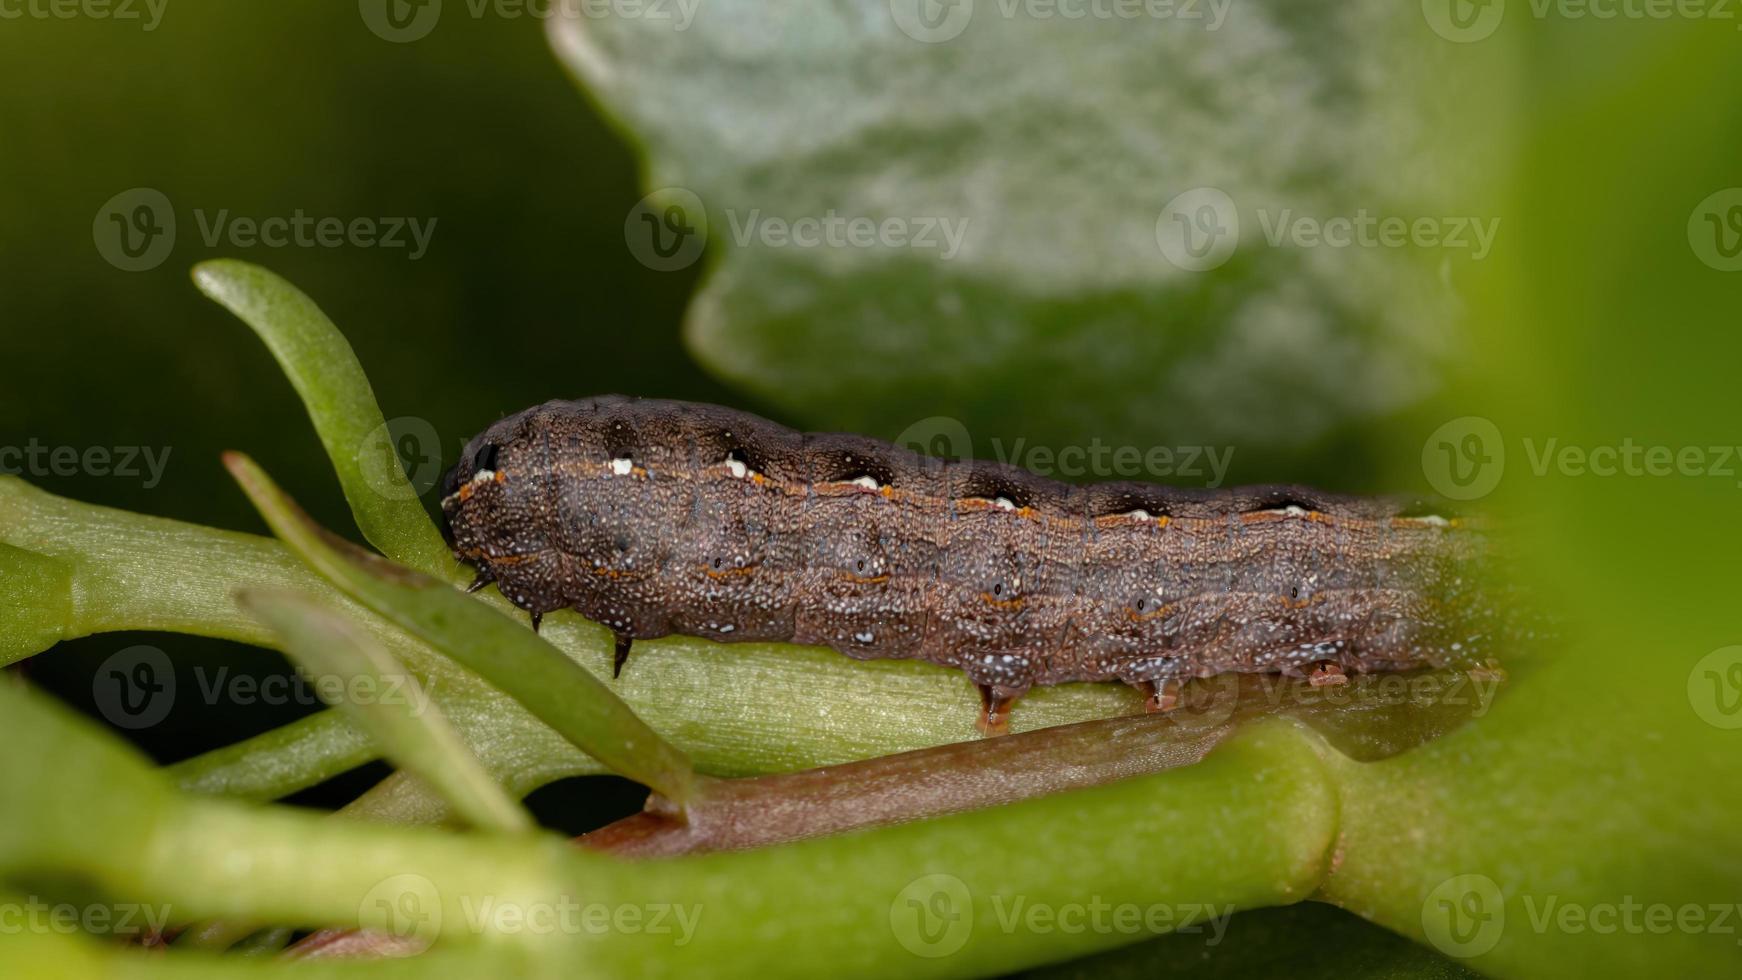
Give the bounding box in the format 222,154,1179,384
440,407,542,562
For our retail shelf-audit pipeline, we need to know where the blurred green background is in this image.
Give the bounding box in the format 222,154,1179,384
0,3,737,539
0,4,734,787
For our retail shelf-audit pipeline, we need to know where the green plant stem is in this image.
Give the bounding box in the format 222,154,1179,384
1,681,1337,978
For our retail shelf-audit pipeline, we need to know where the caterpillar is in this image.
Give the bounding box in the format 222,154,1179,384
439,396,1505,734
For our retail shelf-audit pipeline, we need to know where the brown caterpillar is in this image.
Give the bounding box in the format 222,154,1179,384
439,396,1504,734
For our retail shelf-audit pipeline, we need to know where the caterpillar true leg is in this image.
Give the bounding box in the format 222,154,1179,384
976,684,1022,737
612,633,634,678
1138,679,1182,713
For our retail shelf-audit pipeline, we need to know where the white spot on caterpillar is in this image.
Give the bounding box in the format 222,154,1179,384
854,631,874,643
1418,514,1450,527
850,475,880,491
993,496,1017,511
725,457,749,479
1125,508,1151,520
469,469,496,485
1248,505,1312,519
610,457,634,476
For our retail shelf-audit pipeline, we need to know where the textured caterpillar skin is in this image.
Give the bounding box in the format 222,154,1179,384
440,396,1503,730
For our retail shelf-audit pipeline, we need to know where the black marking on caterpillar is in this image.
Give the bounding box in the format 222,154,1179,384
440,396,1505,734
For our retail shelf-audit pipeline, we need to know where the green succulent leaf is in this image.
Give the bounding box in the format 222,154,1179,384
548,3,1490,468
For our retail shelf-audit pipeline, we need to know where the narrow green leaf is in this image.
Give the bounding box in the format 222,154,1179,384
238,588,533,834
191,259,454,577
221,451,700,806
168,710,378,802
